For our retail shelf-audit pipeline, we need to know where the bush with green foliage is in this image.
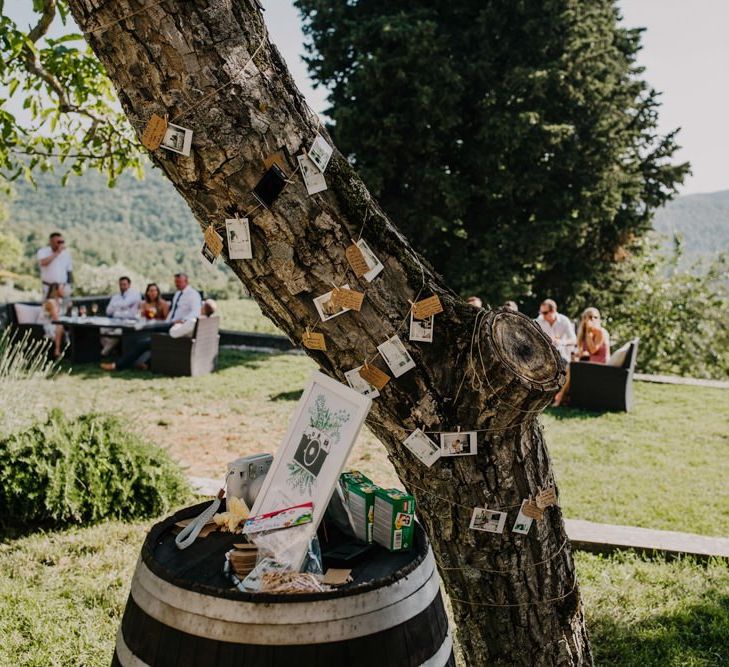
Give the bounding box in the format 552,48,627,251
0,410,190,529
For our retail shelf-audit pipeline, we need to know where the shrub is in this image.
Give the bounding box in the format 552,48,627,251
0,410,191,529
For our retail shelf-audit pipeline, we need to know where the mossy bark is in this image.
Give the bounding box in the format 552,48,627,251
67,1,592,664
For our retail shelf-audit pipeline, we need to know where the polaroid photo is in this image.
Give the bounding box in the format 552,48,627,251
403,428,441,468
225,217,253,260
356,239,384,282
201,242,216,265
409,313,434,343
297,154,327,195
469,507,507,534
344,366,380,399
160,122,193,157
253,163,287,208
377,335,416,378
512,500,534,535
308,134,333,173
440,431,478,457
314,283,352,322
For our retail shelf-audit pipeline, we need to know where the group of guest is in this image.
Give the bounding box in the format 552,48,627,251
100,272,216,371
536,298,610,406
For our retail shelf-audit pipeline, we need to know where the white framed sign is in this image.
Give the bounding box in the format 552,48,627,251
249,371,372,568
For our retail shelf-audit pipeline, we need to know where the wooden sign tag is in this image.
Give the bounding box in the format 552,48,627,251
141,114,168,150
263,151,287,174
302,331,326,351
412,295,444,320
346,243,370,278
204,225,224,258
358,363,390,390
331,286,364,312
521,499,545,520
536,486,557,509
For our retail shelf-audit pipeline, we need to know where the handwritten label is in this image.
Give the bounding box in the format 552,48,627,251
521,499,544,520
412,295,444,320
141,114,168,150
346,243,370,278
331,287,364,311
536,487,557,509
302,331,326,351
359,363,390,390
204,225,224,257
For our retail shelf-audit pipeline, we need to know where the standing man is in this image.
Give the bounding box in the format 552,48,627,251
37,232,73,299
536,299,576,362
167,272,202,324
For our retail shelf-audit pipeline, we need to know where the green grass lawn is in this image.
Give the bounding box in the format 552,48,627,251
1,520,726,667
216,297,282,334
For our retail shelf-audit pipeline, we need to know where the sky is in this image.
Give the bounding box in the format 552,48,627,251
8,0,729,195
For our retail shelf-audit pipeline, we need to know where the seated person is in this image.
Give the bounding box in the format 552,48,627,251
169,298,218,338
536,299,577,362
139,282,170,320
101,273,201,371
101,276,143,356
553,307,611,406
37,282,66,359
575,307,610,363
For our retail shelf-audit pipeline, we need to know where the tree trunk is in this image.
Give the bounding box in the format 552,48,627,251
67,1,592,664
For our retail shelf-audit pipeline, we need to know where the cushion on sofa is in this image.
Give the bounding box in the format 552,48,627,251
13,304,42,324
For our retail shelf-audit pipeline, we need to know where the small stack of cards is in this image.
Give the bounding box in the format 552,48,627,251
227,543,259,578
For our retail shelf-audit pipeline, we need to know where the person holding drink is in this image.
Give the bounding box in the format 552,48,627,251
139,283,170,320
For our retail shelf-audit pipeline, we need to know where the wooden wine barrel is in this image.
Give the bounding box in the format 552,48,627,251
113,502,454,667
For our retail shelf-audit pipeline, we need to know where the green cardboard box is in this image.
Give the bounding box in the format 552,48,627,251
373,487,416,551
341,471,377,544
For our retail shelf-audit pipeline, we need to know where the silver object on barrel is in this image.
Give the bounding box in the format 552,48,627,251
226,453,273,509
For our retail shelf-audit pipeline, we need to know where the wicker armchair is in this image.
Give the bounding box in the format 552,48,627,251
150,316,220,377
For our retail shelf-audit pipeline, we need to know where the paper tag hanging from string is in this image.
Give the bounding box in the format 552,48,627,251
412,295,444,320
263,151,287,173
330,286,364,312
536,486,557,509
403,429,441,468
358,362,390,390
141,114,168,150
521,498,545,520
346,243,370,278
302,330,326,351
204,225,224,258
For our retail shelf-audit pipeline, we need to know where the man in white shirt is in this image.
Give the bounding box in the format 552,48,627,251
101,276,143,356
169,299,218,338
535,299,576,362
167,272,202,324
37,232,73,298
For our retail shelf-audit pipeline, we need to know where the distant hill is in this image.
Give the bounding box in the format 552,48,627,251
6,167,728,298
652,190,729,264
8,166,244,297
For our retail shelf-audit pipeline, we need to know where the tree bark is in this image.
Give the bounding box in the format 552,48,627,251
67,1,593,664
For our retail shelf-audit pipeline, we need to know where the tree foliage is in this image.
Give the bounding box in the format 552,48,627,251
295,0,690,309
0,0,142,185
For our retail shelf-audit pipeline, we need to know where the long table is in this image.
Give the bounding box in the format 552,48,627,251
54,316,171,363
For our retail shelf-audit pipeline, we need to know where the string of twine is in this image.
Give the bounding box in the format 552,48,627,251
437,537,568,574
365,417,534,437
84,0,169,34
406,481,529,513
448,576,577,608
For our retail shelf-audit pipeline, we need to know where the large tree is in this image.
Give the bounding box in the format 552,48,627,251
294,0,689,310
5,1,592,664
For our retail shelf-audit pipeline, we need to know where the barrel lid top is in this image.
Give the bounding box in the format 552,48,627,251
141,501,430,603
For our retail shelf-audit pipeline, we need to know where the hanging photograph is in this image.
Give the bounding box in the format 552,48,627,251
344,366,380,399
200,242,216,265
409,313,434,343
440,431,478,456
160,122,193,156
512,500,534,535
297,153,327,195
248,371,371,569
253,163,287,208
308,134,334,173
357,239,384,282
314,284,352,322
377,335,416,377
403,429,441,467
469,507,507,534
225,217,253,260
